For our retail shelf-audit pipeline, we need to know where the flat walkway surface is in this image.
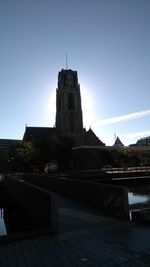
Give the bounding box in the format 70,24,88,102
0,206,150,267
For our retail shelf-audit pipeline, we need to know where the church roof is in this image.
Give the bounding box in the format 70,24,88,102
85,128,105,146
23,126,57,141
113,136,124,147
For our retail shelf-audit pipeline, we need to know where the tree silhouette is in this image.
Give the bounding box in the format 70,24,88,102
10,141,36,172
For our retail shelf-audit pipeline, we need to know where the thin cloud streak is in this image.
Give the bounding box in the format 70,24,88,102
92,109,150,126
122,130,150,140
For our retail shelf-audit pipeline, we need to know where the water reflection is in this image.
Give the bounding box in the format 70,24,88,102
0,210,6,236
128,182,150,208
128,192,150,205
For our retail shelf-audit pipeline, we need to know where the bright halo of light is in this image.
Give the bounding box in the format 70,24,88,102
80,86,94,129
48,90,56,126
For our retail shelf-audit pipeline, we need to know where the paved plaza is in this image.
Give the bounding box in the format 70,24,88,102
0,206,150,267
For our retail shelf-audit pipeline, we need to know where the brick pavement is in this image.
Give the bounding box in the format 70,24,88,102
0,207,150,266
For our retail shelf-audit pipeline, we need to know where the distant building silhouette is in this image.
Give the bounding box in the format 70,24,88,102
0,139,20,172
135,136,150,146
113,136,124,147
0,139,19,158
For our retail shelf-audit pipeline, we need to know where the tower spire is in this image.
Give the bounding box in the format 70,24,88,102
65,53,68,69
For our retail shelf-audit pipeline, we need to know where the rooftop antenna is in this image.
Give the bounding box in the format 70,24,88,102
65,53,68,69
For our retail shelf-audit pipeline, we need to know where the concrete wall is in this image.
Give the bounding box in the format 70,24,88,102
4,175,58,234
21,173,129,220
72,146,112,170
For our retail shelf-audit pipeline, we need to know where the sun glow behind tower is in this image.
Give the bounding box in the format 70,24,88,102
48,89,56,126
47,82,95,131
80,85,94,129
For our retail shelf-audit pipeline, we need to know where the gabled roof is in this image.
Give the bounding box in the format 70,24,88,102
113,136,124,147
85,128,105,146
23,126,57,141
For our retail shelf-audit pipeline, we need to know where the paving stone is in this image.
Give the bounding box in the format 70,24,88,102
26,260,36,267
16,259,27,267
1,210,150,267
8,259,17,267
0,263,9,267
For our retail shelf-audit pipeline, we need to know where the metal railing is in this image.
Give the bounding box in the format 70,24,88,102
104,166,150,174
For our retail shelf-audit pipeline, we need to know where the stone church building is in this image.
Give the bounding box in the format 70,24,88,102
23,69,105,168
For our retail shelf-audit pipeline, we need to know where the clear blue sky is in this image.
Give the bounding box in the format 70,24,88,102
0,0,150,146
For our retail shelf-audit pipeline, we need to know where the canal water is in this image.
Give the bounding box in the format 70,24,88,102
128,192,150,205
0,210,7,236
128,181,150,207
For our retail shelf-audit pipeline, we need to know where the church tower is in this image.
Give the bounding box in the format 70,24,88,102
56,69,84,145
